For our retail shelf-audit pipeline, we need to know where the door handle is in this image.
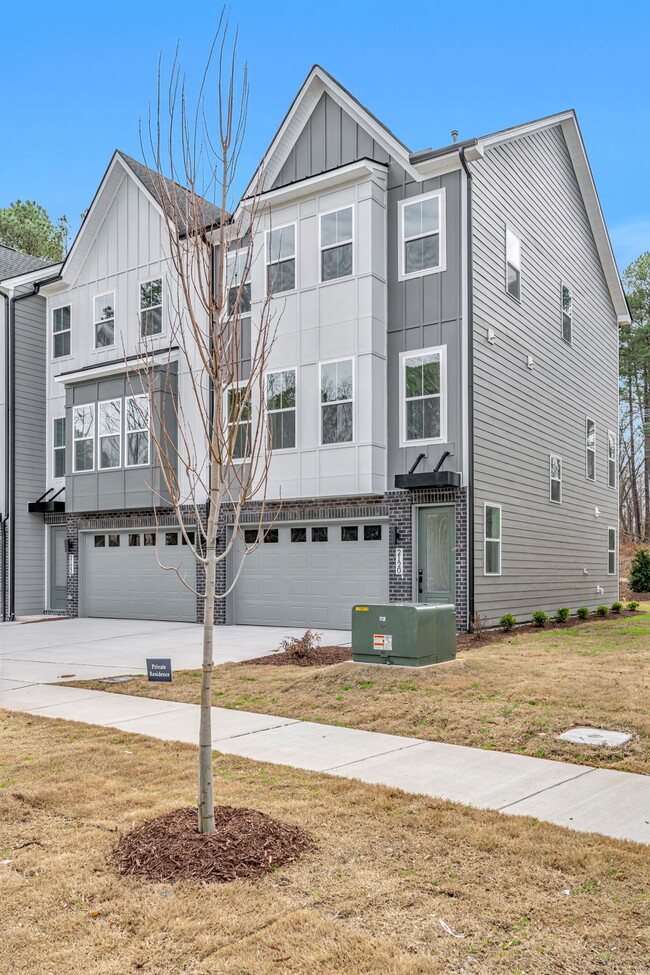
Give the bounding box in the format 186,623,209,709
418,568,423,594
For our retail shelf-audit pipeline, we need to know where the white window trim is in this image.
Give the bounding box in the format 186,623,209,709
484,502,502,577
225,380,252,464
505,225,521,302
608,429,617,489
72,403,95,473
607,526,617,576
125,394,150,468
51,304,72,361
265,222,297,295
398,344,447,448
561,282,572,345
265,367,298,453
398,188,446,281
97,397,122,470
319,205,354,283
319,357,355,447
549,454,562,504
225,246,251,307
139,276,164,338
586,416,596,481
93,290,116,351
52,416,66,480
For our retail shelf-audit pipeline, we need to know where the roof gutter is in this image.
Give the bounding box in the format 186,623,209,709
459,145,475,632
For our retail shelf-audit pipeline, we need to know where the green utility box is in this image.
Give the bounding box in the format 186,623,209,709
351,603,456,667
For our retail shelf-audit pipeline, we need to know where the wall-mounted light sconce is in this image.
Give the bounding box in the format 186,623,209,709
527,355,535,370
64,539,75,554
389,526,400,545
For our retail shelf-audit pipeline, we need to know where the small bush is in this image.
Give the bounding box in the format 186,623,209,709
554,607,571,623
596,605,609,617
531,611,549,628
577,607,590,620
611,601,623,614
499,613,517,631
628,547,650,592
627,601,640,612
469,611,489,637
276,629,321,658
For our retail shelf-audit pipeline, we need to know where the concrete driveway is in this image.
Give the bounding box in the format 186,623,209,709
0,618,351,686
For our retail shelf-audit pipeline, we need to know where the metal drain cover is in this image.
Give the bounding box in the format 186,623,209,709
558,727,632,747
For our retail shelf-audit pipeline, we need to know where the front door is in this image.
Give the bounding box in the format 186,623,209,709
417,506,455,605
49,526,67,612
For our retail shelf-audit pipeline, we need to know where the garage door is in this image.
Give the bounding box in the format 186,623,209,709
232,520,388,629
84,529,197,622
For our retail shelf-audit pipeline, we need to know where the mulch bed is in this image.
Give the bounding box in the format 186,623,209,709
247,645,353,667
620,583,649,602
115,805,313,883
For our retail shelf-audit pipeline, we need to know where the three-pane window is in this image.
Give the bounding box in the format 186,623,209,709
140,279,163,336
73,404,95,472
53,417,66,478
561,284,572,343
608,431,617,488
94,293,115,349
400,190,444,277
401,347,444,444
98,399,122,469
267,369,296,450
320,359,353,444
586,418,595,480
550,455,562,503
227,386,251,459
506,228,521,300
52,306,71,358
125,395,150,467
608,527,617,575
320,207,353,281
267,225,296,294
484,504,502,576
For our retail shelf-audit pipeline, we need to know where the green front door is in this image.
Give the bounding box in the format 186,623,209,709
417,506,455,605
49,526,67,612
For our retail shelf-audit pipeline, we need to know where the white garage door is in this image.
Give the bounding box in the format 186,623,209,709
84,528,197,622
232,520,388,629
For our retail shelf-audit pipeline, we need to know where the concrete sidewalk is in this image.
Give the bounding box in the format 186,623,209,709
1,679,648,846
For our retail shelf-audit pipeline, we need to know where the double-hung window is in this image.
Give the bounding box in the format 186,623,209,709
320,207,353,281
608,430,617,488
98,399,121,469
94,292,115,348
125,395,150,467
320,359,353,445
73,404,95,472
484,504,502,576
52,306,71,358
399,190,445,278
227,386,251,460
267,225,296,294
226,249,251,315
266,369,296,450
506,227,521,300
550,454,562,503
400,346,445,445
608,527,617,575
586,417,596,480
561,283,572,343
140,279,163,336
53,417,66,478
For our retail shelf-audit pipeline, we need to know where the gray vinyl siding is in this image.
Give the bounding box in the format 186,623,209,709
14,290,47,615
471,125,619,624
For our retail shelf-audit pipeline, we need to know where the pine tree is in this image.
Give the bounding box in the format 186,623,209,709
628,547,650,592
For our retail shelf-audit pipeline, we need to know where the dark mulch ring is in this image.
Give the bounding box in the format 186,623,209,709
457,608,640,651
247,645,353,667
115,805,313,883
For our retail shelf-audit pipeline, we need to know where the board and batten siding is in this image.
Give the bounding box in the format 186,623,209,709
471,125,619,624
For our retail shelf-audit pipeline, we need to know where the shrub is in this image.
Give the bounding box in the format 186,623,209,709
577,607,590,620
554,607,571,623
611,601,623,614
531,611,549,628
627,601,640,612
469,611,489,637
596,605,609,617
499,613,517,631
628,547,650,592
276,629,321,658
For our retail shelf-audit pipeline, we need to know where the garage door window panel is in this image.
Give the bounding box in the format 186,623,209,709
98,399,122,469
312,527,328,542
126,396,150,467
341,526,358,541
320,359,353,445
267,369,296,450
73,404,95,472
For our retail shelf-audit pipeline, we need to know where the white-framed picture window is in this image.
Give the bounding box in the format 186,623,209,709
94,292,115,349
399,189,445,279
98,399,122,469
320,359,354,445
484,503,502,576
586,417,596,480
53,417,66,478
399,345,446,446
72,403,95,472
266,224,296,294
561,283,572,343
266,369,296,451
505,227,521,300
320,206,353,282
226,248,251,315
125,395,150,467
549,454,562,503
140,278,163,336
608,527,617,575
52,305,71,359
608,430,617,488
227,384,251,460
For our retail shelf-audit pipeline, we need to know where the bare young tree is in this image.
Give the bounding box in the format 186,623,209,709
131,18,277,833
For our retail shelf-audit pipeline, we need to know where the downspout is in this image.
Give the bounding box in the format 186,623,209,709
1,290,9,620
459,147,475,631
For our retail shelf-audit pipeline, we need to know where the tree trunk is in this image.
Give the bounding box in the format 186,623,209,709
197,495,218,834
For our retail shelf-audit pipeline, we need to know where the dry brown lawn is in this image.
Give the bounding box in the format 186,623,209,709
2,708,650,975
67,611,650,774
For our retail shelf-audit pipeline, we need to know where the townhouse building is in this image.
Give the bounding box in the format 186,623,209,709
1,66,628,628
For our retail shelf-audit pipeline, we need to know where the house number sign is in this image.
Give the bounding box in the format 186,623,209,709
395,548,404,576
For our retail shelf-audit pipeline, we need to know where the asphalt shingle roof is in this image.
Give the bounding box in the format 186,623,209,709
118,152,223,234
0,244,55,281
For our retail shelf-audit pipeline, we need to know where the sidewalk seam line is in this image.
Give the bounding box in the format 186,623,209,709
497,767,597,811
323,739,428,772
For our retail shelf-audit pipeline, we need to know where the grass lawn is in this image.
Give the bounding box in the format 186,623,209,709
66,612,650,774
2,708,649,975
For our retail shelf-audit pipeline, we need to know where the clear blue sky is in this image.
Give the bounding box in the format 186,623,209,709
2,0,648,271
